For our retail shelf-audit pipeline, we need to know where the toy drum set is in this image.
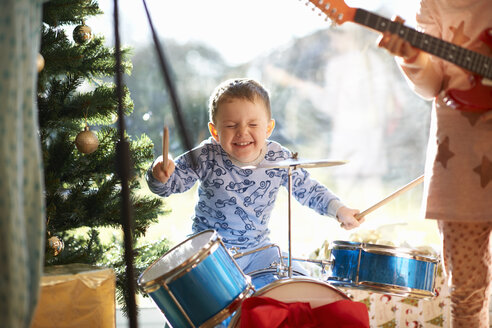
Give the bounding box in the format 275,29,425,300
138,230,354,328
138,159,439,327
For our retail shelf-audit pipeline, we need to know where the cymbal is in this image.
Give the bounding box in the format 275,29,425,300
256,158,348,169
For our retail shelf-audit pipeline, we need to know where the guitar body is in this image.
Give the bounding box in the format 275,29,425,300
444,28,492,112
444,75,492,112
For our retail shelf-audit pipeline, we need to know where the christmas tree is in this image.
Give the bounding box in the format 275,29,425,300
37,0,169,314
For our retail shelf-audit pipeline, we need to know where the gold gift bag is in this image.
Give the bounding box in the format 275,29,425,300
31,264,116,328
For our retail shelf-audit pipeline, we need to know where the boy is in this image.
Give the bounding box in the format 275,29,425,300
146,78,363,274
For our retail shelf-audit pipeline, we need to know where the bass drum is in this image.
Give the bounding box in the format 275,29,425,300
228,276,349,327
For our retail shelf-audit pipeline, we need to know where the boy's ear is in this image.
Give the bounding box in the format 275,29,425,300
208,122,219,141
267,119,275,137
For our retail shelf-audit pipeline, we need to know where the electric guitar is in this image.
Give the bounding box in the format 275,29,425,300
308,0,492,112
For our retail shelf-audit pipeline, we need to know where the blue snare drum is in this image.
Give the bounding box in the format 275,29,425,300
327,241,439,298
138,230,254,328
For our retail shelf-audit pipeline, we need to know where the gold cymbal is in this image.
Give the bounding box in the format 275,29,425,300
256,158,348,169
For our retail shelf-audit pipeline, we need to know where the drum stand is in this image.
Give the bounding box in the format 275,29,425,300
287,166,294,278
287,166,332,278
230,164,296,279
283,158,347,278
231,166,296,278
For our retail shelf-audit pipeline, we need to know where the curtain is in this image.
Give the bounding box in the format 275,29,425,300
0,0,45,327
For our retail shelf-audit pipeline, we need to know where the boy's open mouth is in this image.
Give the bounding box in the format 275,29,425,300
234,141,253,146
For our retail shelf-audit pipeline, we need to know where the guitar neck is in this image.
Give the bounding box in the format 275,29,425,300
353,8,492,79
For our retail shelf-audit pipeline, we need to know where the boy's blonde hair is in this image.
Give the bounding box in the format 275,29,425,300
208,78,271,124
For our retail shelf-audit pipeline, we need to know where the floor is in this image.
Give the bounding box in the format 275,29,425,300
116,307,165,328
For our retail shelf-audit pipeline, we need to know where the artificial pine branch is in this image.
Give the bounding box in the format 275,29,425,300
39,0,169,316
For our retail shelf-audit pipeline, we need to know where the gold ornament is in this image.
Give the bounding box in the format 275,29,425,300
48,236,64,256
37,53,45,72
75,126,99,154
73,24,93,44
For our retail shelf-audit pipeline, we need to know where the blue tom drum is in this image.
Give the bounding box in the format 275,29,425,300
327,240,439,298
138,230,254,328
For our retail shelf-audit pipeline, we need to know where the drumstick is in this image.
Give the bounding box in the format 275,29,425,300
162,126,169,170
355,175,424,219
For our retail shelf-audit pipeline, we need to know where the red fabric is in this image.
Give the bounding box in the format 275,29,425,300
239,297,369,328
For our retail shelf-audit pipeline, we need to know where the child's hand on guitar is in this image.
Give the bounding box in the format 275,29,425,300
377,16,421,64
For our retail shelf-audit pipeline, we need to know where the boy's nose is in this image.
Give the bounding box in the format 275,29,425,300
236,125,247,136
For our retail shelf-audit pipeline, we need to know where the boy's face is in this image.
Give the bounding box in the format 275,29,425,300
208,98,275,163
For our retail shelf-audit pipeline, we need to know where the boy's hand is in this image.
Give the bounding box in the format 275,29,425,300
152,155,175,184
152,126,175,184
336,206,364,230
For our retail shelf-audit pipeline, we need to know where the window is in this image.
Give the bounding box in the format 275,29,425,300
91,0,440,260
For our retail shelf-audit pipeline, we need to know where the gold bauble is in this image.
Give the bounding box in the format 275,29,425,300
48,236,64,256
73,24,93,44
37,53,45,72
75,126,99,154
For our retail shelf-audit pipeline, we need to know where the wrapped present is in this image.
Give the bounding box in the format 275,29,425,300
31,263,116,328
339,267,450,328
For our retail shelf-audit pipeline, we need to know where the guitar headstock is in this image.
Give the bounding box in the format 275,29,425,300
307,0,355,25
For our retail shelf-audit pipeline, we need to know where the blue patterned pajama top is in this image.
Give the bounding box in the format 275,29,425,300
146,138,343,251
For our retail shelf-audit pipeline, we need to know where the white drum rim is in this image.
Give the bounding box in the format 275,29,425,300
329,280,436,299
255,276,349,300
138,230,218,290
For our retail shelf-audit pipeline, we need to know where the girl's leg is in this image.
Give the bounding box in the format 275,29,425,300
438,220,492,328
